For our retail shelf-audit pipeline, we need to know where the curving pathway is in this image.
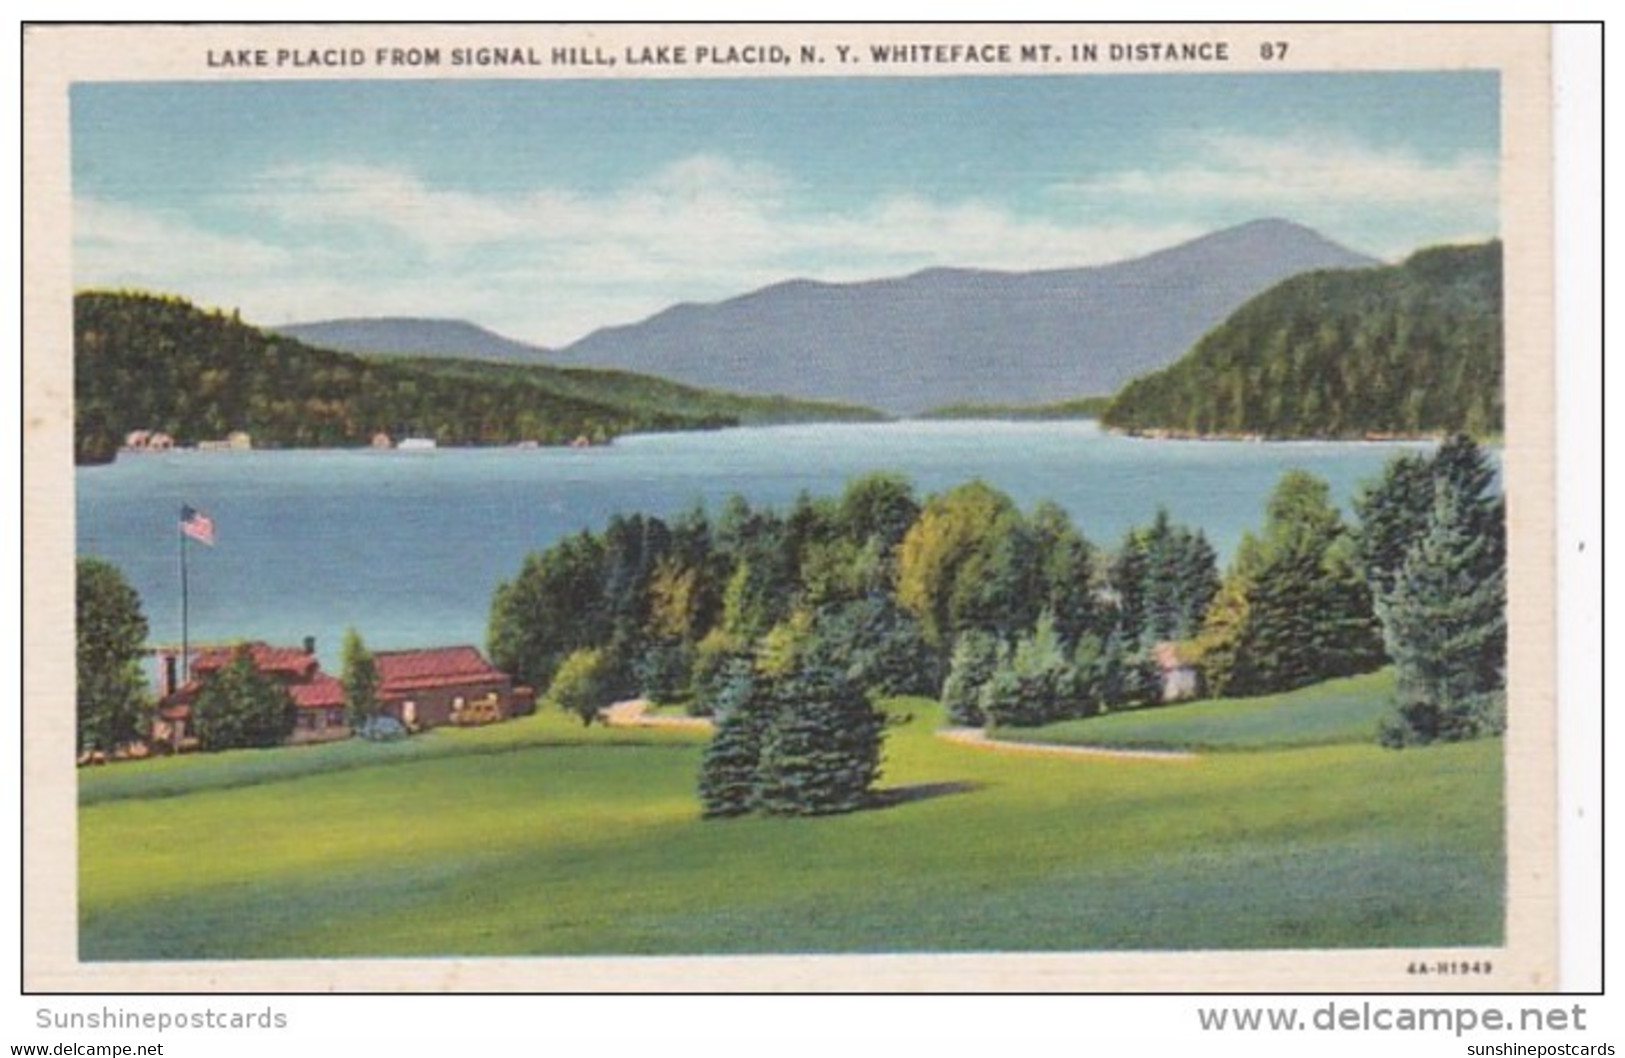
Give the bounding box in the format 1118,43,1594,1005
602,701,1198,761
601,699,714,730
935,726,1199,762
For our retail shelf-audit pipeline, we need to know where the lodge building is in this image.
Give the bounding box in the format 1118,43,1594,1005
153,639,533,751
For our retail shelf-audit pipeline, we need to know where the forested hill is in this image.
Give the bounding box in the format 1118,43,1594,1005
73,292,884,465
1100,242,1503,440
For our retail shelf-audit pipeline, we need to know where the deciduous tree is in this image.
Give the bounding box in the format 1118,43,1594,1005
192,648,296,750
545,647,614,727
76,557,150,755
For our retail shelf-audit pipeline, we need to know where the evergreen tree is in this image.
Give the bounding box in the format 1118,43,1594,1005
1078,631,1160,712
690,627,749,717
940,629,1002,728
978,612,1083,728
632,639,695,705
810,597,939,698
340,626,380,727
1199,471,1384,697
1376,476,1507,745
1352,434,1506,744
76,557,150,755
191,649,297,750
1110,509,1220,649
755,664,885,816
953,512,1043,640
1352,451,1435,599
600,512,671,667
719,512,795,643
697,660,772,818
785,490,841,588
1029,501,1101,645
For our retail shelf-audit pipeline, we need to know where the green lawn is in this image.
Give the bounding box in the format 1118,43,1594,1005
78,690,1503,959
77,711,707,806
995,669,1397,752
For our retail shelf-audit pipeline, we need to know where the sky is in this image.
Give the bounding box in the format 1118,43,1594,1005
72,72,1500,347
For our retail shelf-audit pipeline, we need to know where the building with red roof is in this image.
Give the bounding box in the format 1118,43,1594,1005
374,645,534,731
154,639,351,749
152,639,533,751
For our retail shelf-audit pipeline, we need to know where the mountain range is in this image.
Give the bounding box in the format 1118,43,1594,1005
273,317,551,363
274,219,1377,416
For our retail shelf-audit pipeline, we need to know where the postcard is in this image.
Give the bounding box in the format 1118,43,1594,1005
24,22,1558,992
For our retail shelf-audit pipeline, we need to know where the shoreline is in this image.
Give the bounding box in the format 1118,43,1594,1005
79,418,1477,469
1105,425,1474,445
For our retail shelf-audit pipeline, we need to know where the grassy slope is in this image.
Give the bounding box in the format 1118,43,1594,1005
79,694,1502,959
995,669,1396,752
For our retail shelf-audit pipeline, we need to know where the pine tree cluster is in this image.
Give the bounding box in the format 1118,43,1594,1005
698,660,885,819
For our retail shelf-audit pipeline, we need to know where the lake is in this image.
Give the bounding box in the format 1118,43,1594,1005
76,421,1436,668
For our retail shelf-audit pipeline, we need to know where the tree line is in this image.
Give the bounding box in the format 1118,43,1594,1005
482,441,1503,810
1101,242,1503,440
76,440,1506,794
486,474,1221,732
73,291,880,464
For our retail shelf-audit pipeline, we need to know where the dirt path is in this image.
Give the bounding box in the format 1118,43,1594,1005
601,699,714,730
602,702,1195,761
936,726,1199,762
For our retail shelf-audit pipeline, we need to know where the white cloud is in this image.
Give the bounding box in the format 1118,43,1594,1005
76,198,296,282
85,144,1439,345
1060,132,1497,210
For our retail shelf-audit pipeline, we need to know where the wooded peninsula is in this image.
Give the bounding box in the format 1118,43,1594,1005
73,291,884,465
1101,242,1503,440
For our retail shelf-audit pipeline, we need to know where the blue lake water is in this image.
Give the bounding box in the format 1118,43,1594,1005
76,421,1436,669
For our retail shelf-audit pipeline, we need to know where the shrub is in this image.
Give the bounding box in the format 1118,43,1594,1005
545,648,614,726
354,715,408,742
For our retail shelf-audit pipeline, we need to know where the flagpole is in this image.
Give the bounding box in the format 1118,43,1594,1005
179,505,189,682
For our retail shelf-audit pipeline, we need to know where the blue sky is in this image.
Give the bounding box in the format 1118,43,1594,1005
73,72,1499,345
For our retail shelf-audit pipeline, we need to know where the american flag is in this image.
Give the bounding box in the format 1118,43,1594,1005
180,505,216,546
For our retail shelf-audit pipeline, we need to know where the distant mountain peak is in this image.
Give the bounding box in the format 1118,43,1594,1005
548,221,1376,415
